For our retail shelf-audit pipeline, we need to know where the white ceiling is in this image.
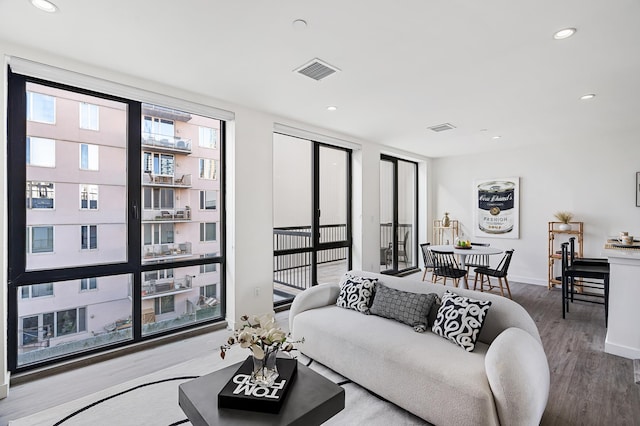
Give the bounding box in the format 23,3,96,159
1,0,639,158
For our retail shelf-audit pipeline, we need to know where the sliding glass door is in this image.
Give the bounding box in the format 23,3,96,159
273,133,351,304
380,155,418,274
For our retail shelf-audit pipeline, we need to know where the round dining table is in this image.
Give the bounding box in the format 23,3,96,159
429,244,503,268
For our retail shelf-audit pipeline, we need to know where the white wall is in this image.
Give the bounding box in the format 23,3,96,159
0,41,431,395
432,141,640,285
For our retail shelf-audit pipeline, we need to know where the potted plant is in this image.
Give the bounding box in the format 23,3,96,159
554,211,573,231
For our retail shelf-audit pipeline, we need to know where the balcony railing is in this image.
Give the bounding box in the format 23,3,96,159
141,275,193,298
142,172,192,187
273,224,348,291
143,242,192,261
142,207,191,222
142,133,192,153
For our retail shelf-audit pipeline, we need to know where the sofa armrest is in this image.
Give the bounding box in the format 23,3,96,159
485,327,550,426
288,283,340,335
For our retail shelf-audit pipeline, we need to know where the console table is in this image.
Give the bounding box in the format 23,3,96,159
179,360,345,425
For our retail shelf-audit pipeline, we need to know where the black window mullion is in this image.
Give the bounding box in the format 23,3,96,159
127,101,142,340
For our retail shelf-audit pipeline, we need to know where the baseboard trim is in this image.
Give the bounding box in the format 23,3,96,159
604,337,640,360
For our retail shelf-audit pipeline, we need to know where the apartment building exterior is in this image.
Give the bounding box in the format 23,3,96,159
17,81,222,367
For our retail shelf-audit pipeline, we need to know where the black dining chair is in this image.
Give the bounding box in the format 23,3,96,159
473,249,514,299
431,249,468,288
397,230,410,265
420,242,434,281
465,242,491,283
561,242,609,326
569,237,609,266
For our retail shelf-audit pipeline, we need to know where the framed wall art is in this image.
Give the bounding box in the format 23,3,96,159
636,172,640,207
473,177,520,239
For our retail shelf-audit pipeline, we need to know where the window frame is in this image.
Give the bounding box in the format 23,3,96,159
79,143,99,171
79,184,99,210
26,181,55,209
80,225,98,251
26,137,56,168
79,102,100,130
27,91,56,124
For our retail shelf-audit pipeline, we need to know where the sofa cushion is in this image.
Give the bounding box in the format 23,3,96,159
336,273,377,314
432,290,492,352
369,283,436,331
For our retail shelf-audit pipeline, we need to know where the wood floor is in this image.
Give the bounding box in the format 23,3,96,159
1,277,639,425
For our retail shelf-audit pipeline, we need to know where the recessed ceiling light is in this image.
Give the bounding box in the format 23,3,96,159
553,28,576,40
580,93,596,100
292,19,307,30
492,136,502,140
30,0,58,12
327,106,337,111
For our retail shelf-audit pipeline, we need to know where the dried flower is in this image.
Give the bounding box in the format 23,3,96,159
219,313,303,360
554,211,573,224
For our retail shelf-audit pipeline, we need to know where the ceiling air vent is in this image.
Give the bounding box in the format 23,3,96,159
428,123,456,132
294,58,340,81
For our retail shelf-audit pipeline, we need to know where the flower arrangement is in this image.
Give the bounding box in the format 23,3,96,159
554,211,573,224
219,313,303,360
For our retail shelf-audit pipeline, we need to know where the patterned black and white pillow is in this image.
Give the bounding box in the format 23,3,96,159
336,274,378,314
431,290,491,352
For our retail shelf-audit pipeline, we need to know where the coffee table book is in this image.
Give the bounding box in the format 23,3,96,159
217,356,298,414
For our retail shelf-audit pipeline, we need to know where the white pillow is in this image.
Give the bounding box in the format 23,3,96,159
431,290,491,352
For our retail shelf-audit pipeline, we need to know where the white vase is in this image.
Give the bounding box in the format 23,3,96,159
558,223,571,231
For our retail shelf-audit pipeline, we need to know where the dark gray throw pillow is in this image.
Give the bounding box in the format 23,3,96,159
369,283,437,332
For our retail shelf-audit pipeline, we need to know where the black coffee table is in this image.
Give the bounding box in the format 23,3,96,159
179,359,345,425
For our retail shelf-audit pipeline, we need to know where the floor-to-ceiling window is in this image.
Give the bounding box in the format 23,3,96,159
380,155,418,274
272,133,352,304
7,68,226,371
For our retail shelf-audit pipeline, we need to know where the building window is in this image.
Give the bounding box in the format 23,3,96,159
20,283,54,299
143,116,174,140
154,295,175,315
58,308,86,336
79,102,99,130
200,284,217,299
26,181,54,209
200,223,216,242
144,269,174,281
27,91,55,124
199,126,217,149
80,278,97,291
81,225,98,250
79,143,99,170
199,190,217,210
26,137,55,167
143,223,175,245
143,187,174,210
199,253,218,273
199,159,217,180
80,184,99,209
143,152,174,176
29,226,54,254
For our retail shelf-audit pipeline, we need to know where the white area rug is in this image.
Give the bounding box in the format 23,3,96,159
9,347,428,426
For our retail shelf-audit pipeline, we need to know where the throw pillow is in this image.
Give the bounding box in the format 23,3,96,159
431,290,492,352
336,274,378,314
369,283,437,332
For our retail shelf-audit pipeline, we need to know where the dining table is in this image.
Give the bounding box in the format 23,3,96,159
428,244,503,268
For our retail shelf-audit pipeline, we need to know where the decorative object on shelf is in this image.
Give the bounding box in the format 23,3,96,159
554,211,573,231
220,314,303,387
442,212,451,227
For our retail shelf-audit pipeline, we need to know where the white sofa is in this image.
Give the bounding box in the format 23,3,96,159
289,270,550,426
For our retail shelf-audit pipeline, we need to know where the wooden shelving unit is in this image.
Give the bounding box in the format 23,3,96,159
433,219,459,245
548,221,583,289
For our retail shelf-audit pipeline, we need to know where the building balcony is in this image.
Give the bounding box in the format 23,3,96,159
142,133,192,153
142,172,192,188
142,242,192,262
142,207,191,222
141,275,193,299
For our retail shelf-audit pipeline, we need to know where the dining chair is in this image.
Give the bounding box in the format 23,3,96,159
473,249,514,299
419,242,434,281
465,242,491,284
569,237,609,266
561,242,609,326
431,249,468,288
397,230,410,265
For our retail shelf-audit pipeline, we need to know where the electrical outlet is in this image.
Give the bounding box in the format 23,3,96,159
254,287,260,297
